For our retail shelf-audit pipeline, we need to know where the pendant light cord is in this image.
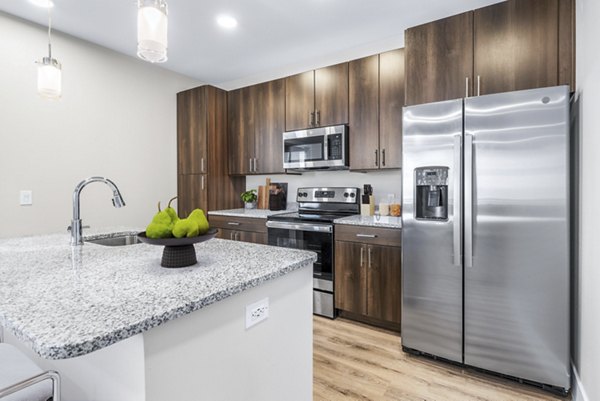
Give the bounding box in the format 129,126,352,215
47,4,52,59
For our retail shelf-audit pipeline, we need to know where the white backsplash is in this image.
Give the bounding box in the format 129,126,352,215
246,169,402,206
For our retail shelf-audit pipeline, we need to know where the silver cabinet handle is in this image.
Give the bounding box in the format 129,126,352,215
253,158,258,173
249,158,253,173
453,135,462,267
374,149,379,166
266,221,333,233
465,77,469,98
227,222,241,226
477,75,481,97
316,110,320,126
309,111,315,127
356,233,377,238
201,157,205,173
360,245,365,267
230,231,234,240
201,175,205,190
465,133,473,268
235,231,240,241
367,246,372,269
382,149,386,167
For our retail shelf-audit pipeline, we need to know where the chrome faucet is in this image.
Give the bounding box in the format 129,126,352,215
70,177,126,245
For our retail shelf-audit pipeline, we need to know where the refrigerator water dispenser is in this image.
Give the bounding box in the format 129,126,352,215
415,167,448,220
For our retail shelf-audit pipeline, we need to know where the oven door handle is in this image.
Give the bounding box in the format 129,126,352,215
266,221,333,233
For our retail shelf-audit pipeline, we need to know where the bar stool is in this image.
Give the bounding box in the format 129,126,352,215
0,343,60,401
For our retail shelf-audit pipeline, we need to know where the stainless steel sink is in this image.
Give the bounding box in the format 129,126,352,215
85,234,141,246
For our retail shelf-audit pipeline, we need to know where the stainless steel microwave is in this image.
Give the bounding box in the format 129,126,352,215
282,125,348,170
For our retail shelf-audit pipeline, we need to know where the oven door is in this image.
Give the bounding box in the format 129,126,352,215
266,221,333,290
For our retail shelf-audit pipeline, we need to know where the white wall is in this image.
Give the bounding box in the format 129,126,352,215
573,1,600,400
0,12,200,238
246,170,402,208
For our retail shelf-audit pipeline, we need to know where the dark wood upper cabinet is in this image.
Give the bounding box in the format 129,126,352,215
474,0,559,95
349,49,404,171
285,63,348,131
314,63,349,128
228,79,285,175
255,79,285,174
177,88,208,174
405,12,474,106
285,71,315,131
177,86,245,215
228,86,256,175
405,0,575,105
349,55,379,170
379,48,404,170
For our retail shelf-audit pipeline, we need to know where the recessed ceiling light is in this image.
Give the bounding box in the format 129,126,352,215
216,14,238,29
29,0,54,8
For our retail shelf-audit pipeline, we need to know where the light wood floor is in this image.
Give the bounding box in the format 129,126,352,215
313,317,570,401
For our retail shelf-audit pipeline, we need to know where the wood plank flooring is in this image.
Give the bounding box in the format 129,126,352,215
313,317,569,401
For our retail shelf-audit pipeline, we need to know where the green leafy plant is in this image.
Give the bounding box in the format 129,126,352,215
241,189,257,203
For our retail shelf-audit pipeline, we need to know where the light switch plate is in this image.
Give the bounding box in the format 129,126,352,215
20,190,33,206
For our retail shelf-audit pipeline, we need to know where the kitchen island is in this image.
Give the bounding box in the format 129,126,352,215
0,231,316,401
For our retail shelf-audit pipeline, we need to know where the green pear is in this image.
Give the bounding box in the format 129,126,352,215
188,209,210,235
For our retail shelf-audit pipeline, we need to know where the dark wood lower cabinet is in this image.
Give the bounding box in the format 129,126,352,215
334,241,368,315
334,225,402,329
367,244,402,324
209,215,267,245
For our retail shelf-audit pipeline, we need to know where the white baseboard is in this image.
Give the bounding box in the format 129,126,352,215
572,363,590,401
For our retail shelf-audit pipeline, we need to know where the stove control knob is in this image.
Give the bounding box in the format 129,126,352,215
302,192,308,198
343,192,349,198
350,193,356,198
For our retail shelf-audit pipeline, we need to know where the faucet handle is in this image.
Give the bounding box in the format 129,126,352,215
67,225,89,232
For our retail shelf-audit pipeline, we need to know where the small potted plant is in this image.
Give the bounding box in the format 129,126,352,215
241,189,258,209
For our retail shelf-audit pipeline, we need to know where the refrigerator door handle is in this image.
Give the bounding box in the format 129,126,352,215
464,133,473,268
453,134,462,267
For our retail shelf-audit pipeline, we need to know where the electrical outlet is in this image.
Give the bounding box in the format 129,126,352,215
245,298,269,329
19,190,33,206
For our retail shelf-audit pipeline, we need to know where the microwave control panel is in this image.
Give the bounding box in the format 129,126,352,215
327,134,343,160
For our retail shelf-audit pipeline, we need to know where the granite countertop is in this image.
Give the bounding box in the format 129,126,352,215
0,231,316,360
208,204,297,219
333,215,402,229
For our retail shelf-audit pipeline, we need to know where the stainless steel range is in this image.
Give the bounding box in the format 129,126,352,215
266,187,360,318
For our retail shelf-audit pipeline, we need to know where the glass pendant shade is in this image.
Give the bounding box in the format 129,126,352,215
137,0,168,63
37,57,62,99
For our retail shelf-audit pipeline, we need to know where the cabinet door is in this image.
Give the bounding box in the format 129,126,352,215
285,71,315,131
255,79,285,174
177,88,208,174
405,12,474,105
349,55,380,170
474,0,559,95
227,86,255,175
315,62,349,127
237,230,268,245
177,174,208,217
216,228,235,241
334,241,367,315
367,244,402,325
379,48,404,169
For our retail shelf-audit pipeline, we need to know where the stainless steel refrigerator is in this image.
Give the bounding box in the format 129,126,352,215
401,86,571,393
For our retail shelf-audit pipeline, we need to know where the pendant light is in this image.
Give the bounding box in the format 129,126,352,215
137,0,168,63
36,4,61,99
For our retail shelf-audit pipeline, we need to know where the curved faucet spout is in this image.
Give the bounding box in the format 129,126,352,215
70,177,126,246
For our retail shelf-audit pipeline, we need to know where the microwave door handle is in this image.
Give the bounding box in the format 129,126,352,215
324,135,328,161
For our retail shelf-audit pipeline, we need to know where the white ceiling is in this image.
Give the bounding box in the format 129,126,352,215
1,0,502,89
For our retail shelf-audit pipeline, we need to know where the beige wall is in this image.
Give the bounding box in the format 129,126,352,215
0,13,199,238
574,1,599,400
